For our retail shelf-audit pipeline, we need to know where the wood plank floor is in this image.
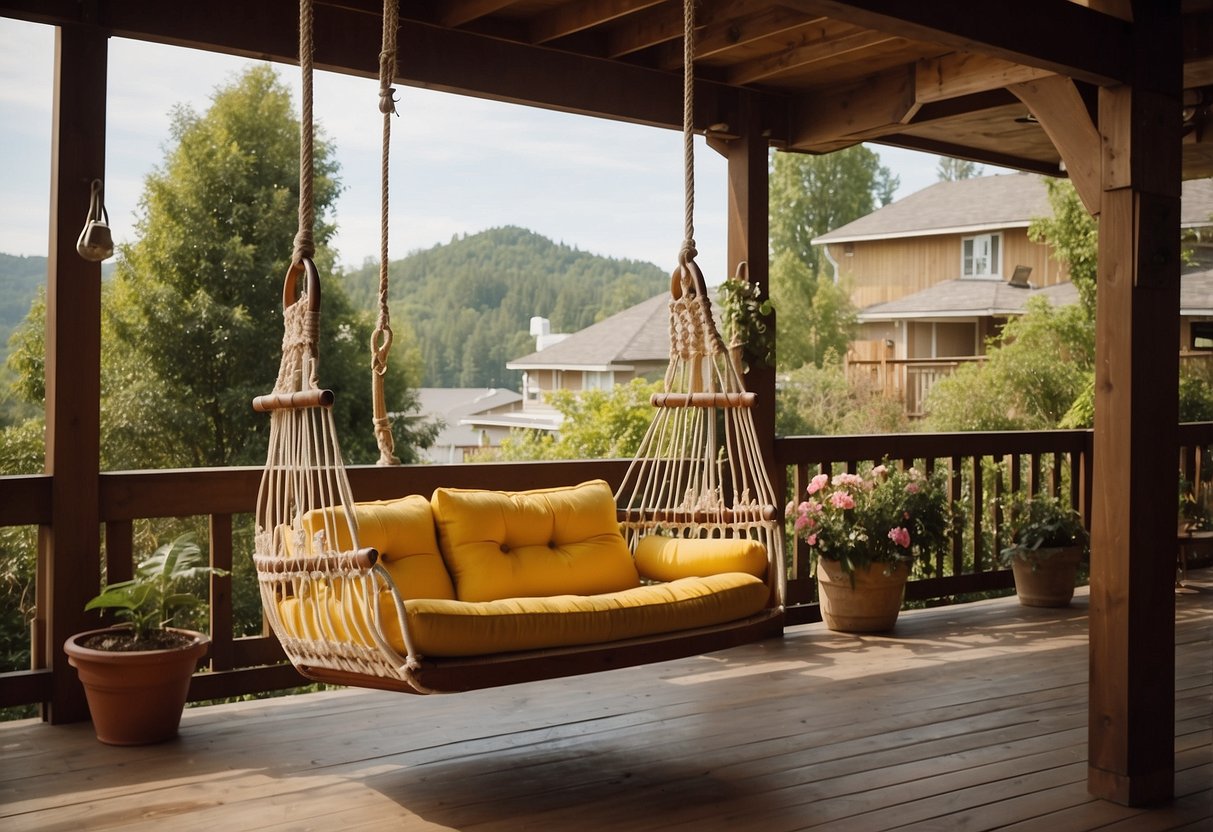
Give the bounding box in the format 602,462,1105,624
3,572,1210,832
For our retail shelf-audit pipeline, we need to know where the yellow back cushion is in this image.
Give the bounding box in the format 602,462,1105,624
431,479,640,602
634,536,768,582
300,495,455,601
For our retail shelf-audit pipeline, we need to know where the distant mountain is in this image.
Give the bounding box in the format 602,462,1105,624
339,227,668,388
0,254,48,368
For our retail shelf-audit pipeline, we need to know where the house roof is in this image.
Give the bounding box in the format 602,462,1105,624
507,292,671,371
816,175,1213,245
1182,268,1213,316
857,277,1079,321
415,387,523,449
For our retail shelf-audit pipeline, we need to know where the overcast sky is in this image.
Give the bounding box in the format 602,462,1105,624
1,17,955,283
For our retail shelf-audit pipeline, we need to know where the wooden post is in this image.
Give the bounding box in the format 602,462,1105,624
1087,0,1182,806
43,24,107,723
716,94,774,465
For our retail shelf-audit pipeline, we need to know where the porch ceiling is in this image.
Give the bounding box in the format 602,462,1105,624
4,0,1212,179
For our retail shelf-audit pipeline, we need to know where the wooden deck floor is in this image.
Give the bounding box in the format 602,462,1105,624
3,572,1210,832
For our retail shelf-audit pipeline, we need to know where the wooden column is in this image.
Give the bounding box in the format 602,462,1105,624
717,95,774,464
43,24,107,723
1087,0,1182,805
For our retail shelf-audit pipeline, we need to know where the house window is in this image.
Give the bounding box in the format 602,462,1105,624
962,233,1001,278
583,371,613,391
1192,322,1213,350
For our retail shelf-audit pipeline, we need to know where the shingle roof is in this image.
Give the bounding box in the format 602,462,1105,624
857,278,1079,321
1182,268,1213,315
815,174,1213,244
507,292,672,369
415,387,523,449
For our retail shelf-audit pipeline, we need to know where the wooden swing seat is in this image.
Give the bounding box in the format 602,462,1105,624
264,479,783,694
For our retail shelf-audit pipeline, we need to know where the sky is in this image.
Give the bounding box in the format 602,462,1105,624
1,17,955,284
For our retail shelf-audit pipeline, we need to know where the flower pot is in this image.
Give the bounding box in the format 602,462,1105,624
64,627,210,745
1009,545,1082,607
816,559,910,633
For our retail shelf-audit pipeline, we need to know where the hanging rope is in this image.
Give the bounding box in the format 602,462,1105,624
679,0,696,268
371,0,401,465
293,0,315,265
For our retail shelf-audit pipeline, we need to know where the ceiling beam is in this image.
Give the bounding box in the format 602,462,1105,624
871,135,1064,178
791,65,916,150
1010,75,1102,213
779,0,1132,86
728,25,901,86
610,0,772,59
437,0,516,29
916,53,1056,106
528,0,665,45
0,0,788,137
651,6,828,69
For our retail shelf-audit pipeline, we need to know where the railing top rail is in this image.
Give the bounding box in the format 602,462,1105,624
775,429,1092,461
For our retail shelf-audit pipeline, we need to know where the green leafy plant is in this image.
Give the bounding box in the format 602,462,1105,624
788,463,951,577
718,265,775,371
998,493,1089,568
85,534,227,646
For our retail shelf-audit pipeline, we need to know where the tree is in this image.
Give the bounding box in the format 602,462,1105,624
936,157,982,181
484,379,660,461
776,358,908,436
1028,178,1098,317
769,146,898,279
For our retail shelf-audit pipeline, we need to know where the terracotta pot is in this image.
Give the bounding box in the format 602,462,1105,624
1009,545,1082,607
816,559,910,633
64,627,210,745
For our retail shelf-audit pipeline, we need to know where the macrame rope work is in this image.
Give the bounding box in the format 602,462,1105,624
371,0,401,466
615,0,785,610
254,0,422,690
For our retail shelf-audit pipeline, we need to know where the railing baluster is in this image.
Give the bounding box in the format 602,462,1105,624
209,514,234,672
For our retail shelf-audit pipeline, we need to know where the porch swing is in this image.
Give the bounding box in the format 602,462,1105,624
251,0,784,695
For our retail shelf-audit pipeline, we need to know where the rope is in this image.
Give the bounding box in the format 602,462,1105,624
679,0,696,268
370,0,401,465
293,0,316,264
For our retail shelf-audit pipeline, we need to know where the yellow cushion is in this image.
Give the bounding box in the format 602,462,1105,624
300,496,455,601
634,536,768,582
278,572,770,658
431,480,640,602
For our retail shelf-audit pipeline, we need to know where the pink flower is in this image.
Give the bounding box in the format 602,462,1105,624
785,500,797,515
905,482,920,494
794,514,811,532
804,499,822,514
807,473,830,495
829,491,856,510
871,464,888,478
888,526,911,548
805,533,818,546
832,473,864,488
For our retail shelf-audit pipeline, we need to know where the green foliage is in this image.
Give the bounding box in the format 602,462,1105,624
1028,178,1098,316
926,297,1094,431
769,146,898,279
997,492,1088,567
0,254,47,385
717,268,774,370
776,358,909,436
340,227,667,389
936,157,982,181
788,464,950,576
485,378,660,461
84,534,228,642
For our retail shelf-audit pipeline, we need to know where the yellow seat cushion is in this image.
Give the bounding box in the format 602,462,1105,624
431,479,640,602
635,536,768,582
299,495,455,601
278,572,769,658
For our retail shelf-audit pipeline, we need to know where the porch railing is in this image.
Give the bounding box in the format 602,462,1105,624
3,425,1211,714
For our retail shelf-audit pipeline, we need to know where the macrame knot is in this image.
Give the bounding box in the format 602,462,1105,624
378,86,398,116
292,228,315,264
679,241,698,266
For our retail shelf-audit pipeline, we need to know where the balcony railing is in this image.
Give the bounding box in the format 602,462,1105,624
845,356,986,418
3,425,1212,714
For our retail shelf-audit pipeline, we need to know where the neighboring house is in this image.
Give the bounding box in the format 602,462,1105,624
506,293,671,424
812,174,1213,415
414,388,523,463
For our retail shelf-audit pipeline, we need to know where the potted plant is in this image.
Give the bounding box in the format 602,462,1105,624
789,464,950,632
63,534,226,745
998,493,1089,607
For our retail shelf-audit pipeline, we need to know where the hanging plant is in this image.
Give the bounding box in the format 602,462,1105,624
718,262,775,371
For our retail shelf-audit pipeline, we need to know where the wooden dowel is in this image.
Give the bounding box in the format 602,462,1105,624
252,389,335,412
254,547,378,574
618,505,776,523
650,392,756,408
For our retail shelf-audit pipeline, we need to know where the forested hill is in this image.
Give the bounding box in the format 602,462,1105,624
340,226,669,388
0,254,50,369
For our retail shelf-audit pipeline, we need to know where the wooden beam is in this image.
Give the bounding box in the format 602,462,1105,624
438,0,516,29
779,0,1132,85
1087,0,1183,808
790,65,916,150
44,23,107,724
915,53,1055,105
1010,76,1102,214
528,0,665,45
728,24,900,86
651,6,827,68
870,134,1064,177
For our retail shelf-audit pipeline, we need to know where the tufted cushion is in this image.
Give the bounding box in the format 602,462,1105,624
634,536,768,582
431,479,640,602
300,495,455,601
